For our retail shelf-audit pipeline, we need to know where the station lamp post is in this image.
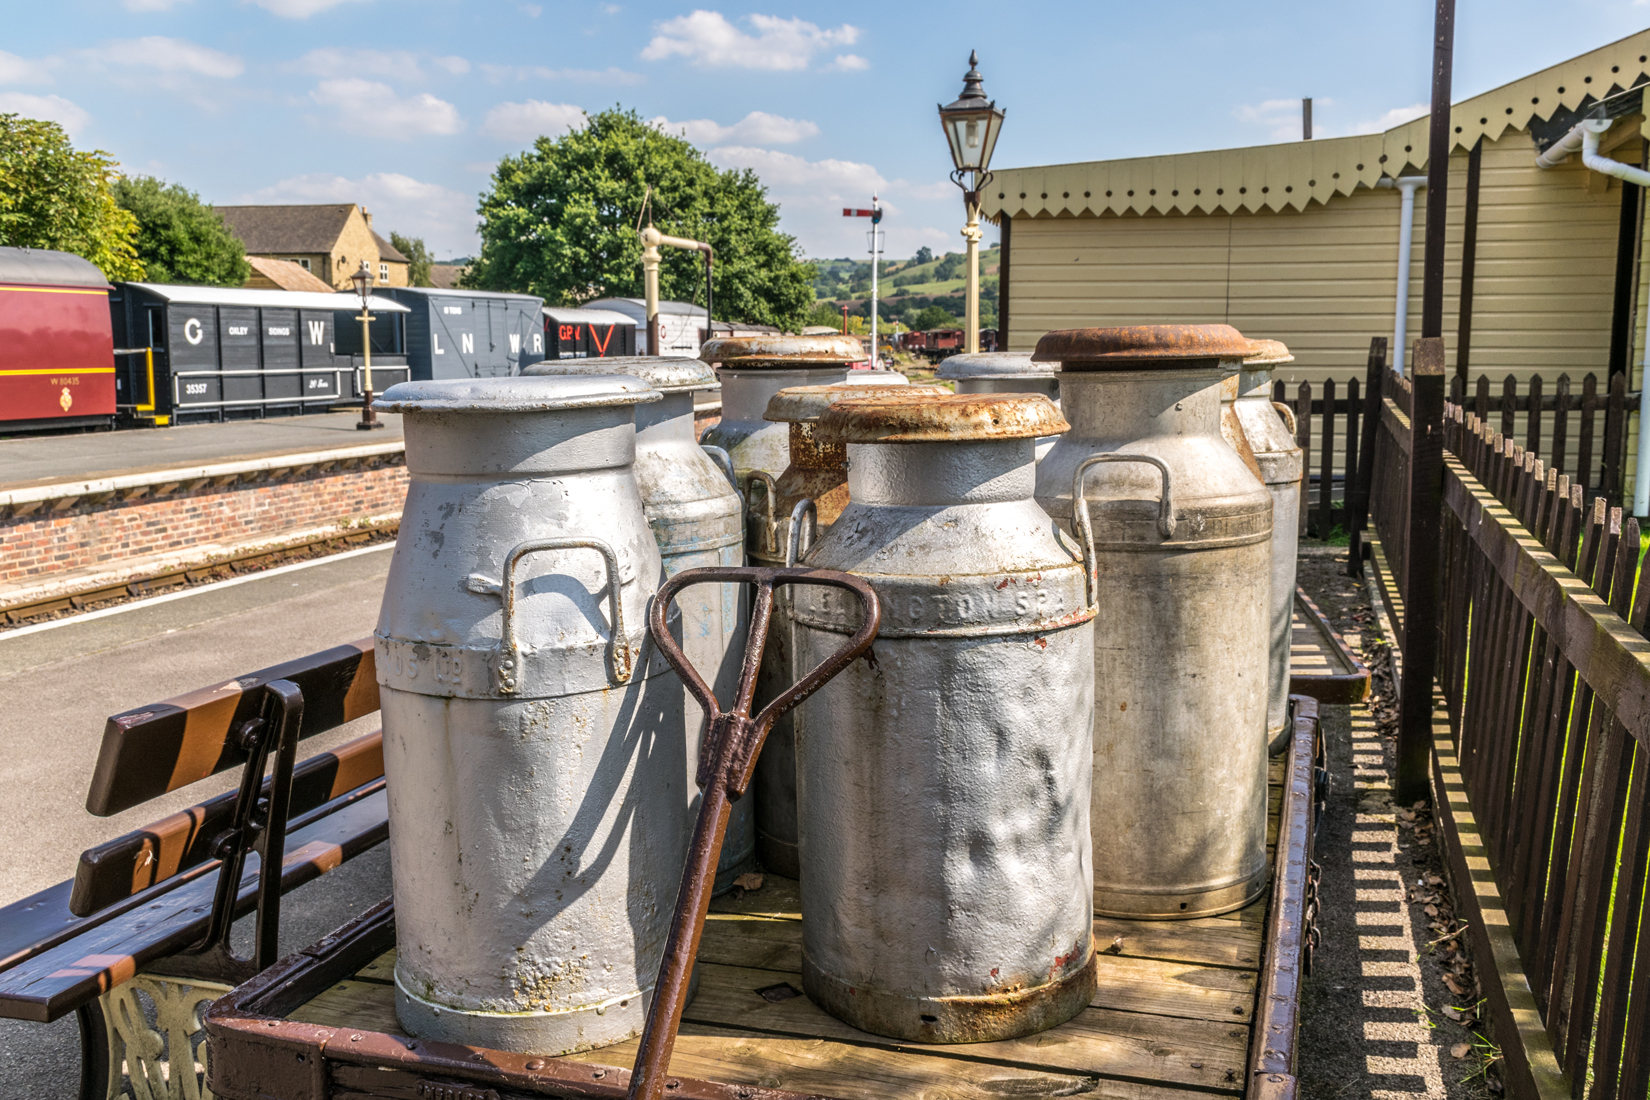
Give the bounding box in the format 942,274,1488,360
350,261,383,430
938,50,1004,356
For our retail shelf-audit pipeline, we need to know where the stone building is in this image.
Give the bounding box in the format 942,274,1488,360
213,203,409,290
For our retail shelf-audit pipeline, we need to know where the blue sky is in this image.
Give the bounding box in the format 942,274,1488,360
4,1,1650,263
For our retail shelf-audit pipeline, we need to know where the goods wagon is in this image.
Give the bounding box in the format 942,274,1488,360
371,287,544,379
0,247,115,433
541,306,637,359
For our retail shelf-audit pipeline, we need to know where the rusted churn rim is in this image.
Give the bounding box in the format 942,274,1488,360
376,374,661,412
763,383,944,424
699,333,865,367
818,392,1069,443
937,351,1058,381
1030,324,1253,370
1243,339,1295,367
522,355,717,393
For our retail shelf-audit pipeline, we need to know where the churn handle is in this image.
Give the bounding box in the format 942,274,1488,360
744,471,779,554
700,444,738,493
786,498,818,567
1071,453,1176,607
495,536,634,691
1272,400,1298,438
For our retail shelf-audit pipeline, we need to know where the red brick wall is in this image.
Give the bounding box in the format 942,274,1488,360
0,459,409,585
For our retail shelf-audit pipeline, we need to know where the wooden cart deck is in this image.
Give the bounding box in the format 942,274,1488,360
273,757,1287,1100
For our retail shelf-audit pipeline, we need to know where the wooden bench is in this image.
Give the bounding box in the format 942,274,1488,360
0,638,388,1100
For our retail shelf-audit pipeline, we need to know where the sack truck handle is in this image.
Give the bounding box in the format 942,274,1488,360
629,564,880,1100
1071,453,1176,608
493,536,633,692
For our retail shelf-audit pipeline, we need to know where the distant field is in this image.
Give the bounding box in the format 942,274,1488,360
813,247,1001,303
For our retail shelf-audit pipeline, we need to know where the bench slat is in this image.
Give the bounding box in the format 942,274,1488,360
70,731,384,917
0,790,389,1023
85,638,379,817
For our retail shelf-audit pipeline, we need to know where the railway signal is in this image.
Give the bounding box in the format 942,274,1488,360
843,196,883,363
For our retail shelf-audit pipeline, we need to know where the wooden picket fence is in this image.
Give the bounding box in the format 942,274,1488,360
1361,343,1650,1099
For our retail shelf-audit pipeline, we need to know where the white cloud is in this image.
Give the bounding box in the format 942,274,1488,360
296,48,421,78
0,92,89,136
250,0,369,17
711,145,882,191
237,171,477,256
88,36,244,78
124,0,190,9
1351,102,1429,135
433,55,470,75
827,54,868,72
652,110,817,145
641,11,860,71
482,99,586,142
1235,95,1427,142
480,63,642,84
0,51,56,84
600,3,620,12
311,78,463,136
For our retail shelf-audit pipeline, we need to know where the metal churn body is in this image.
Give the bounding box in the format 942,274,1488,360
1221,339,1303,754
791,392,1098,1044
373,376,688,1055
523,355,754,891
939,352,1062,462
1032,325,1273,920
749,381,941,878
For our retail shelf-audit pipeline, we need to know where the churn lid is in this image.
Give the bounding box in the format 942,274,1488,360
377,374,660,413
699,333,866,367
1242,339,1294,367
819,392,1069,443
1030,324,1253,370
522,355,716,393
937,351,1057,381
764,383,942,424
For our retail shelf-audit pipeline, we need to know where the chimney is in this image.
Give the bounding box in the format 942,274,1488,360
1302,98,1312,141
362,206,373,228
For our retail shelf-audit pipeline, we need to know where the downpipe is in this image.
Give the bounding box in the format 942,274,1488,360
1376,176,1426,376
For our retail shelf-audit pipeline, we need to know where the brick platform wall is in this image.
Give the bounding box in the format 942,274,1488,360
0,458,408,585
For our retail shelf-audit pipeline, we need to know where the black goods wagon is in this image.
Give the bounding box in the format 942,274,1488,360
541,306,637,359
372,287,545,380
110,284,411,424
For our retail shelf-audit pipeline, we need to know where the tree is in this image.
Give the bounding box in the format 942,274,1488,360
0,114,142,280
807,300,845,329
467,108,815,329
391,231,433,286
112,176,249,286
911,304,960,330
913,245,933,265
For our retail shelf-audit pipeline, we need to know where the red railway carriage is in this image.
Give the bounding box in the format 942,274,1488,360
0,247,115,432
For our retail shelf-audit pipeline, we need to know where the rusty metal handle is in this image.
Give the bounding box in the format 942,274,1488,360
1273,400,1298,438
630,565,878,1100
1072,453,1175,608
495,536,633,692
785,498,817,567
743,471,779,553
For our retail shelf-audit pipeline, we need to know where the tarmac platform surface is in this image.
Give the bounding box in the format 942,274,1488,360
0,412,406,492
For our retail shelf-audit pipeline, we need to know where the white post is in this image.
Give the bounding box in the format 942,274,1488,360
641,225,662,356
963,199,982,355
1391,178,1424,377
868,224,880,364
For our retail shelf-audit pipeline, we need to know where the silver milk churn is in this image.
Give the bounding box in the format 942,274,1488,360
1221,339,1303,754
523,355,754,891
749,381,942,878
372,375,688,1055
790,391,1098,1044
1031,325,1273,920
697,334,889,485
939,352,1063,462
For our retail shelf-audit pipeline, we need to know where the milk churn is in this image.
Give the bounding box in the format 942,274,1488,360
523,355,754,891
1032,325,1272,920
1222,339,1303,754
749,381,941,878
939,351,1063,461
373,375,688,1055
790,392,1098,1043
698,334,897,484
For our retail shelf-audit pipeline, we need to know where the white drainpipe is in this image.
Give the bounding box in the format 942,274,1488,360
1540,118,1650,513
1376,176,1427,376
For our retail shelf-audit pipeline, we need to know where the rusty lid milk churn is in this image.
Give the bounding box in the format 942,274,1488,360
373,375,687,1055
939,351,1063,462
749,381,941,878
697,334,889,485
523,355,754,892
1032,325,1272,919
790,391,1098,1043
1222,339,1303,754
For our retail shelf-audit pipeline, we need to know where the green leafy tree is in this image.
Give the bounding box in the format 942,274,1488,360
913,246,933,265
467,108,815,329
391,231,433,286
112,176,249,286
0,114,142,280
911,304,960,330
807,300,845,329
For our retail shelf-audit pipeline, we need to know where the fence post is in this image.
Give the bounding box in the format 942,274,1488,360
1603,371,1626,504
1297,382,1313,538
1319,378,1337,538
1527,374,1544,456
1398,336,1447,804
1346,337,1387,577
